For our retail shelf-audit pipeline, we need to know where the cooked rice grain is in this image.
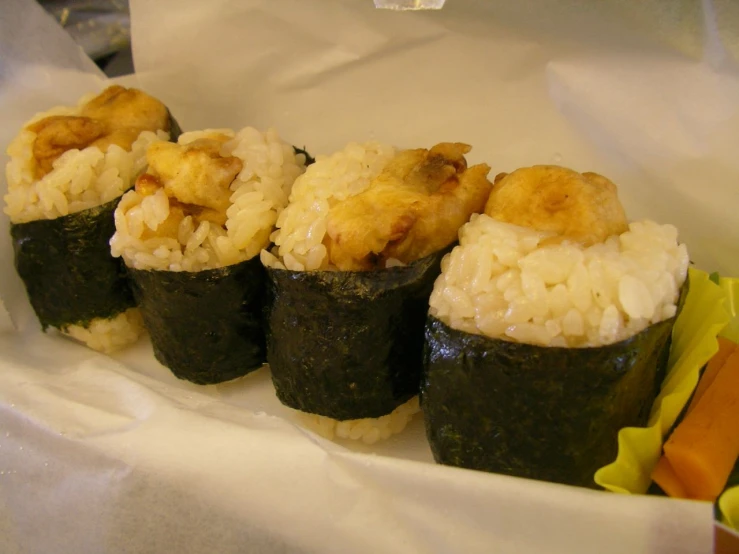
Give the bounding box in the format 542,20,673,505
62,308,144,353
298,396,421,444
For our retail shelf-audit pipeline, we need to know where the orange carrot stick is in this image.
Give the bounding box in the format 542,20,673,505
663,348,739,501
652,456,689,498
687,337,736,414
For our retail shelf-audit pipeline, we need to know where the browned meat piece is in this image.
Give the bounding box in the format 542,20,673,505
28,116,106,177
143,137,241,222
133,135,239,231
79,85,169,133
28,85,171,178
485,166,629,246
324,143,492,271
135,173,162,197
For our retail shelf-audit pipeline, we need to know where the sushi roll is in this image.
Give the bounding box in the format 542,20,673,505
4,86,179,352
110,127,308,384
261,141,492,443
423,166,689,487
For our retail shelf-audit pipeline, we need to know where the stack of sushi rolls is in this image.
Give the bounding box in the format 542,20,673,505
261,141,493,443
110,127,308,384
4,86,179,353
423,165,689,487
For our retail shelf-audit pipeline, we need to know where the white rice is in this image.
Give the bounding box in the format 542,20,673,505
61,308,144,353
429,215,689,347
260,141,396,271
298,396,421,444
3,99,168,224
111,128,306,271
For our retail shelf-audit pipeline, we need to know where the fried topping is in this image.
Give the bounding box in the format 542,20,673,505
324,143,492,271
29,85,170,178
485,165,629,246
134,135,241,230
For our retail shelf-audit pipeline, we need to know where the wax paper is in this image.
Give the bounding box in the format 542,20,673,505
4,0,739,552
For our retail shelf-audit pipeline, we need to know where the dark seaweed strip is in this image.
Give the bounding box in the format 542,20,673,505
292,146,315,166
725,458,739,496
10,195,134,330
168,112,183,143
266,248,448,420
422,314,676,488
646,481,667,496
128,257,266,385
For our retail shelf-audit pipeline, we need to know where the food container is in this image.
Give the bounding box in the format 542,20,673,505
1,0,738,552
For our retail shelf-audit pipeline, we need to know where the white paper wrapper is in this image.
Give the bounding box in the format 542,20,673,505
3,0,738,552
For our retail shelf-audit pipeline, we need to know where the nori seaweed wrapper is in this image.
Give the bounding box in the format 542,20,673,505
167,112,182,143
11,194,134,330
422,313,677,488
265,248,449,421
128,257,266,385
293,146,315,166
